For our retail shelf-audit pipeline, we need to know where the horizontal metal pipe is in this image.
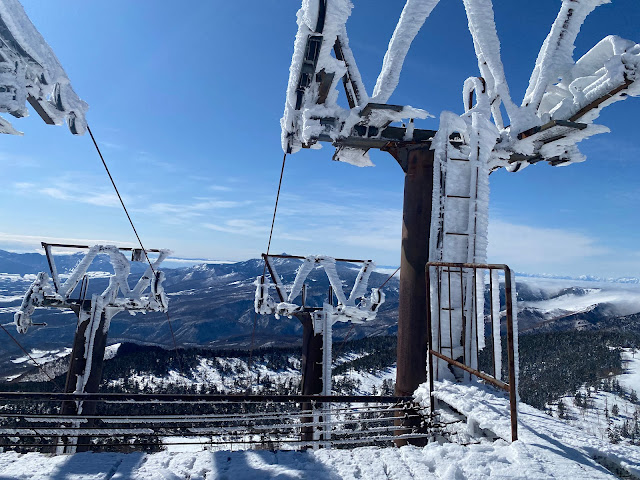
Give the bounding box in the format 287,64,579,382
41,242,163,253
8,407,408,423
429,350,509,391
264,253,370,264
0,393,412,403
426,261,509,271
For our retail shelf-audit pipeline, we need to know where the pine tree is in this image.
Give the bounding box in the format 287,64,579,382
574,391,583,407
557,399,567,419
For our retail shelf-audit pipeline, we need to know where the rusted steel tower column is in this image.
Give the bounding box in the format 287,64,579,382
298,313,324,443
60,306,110,453
385,143,434,446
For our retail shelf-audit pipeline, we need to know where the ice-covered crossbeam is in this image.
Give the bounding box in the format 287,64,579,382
536,35,640,123
14,244,170,334
282,0,363,154
0,0,88,135
281,0,431,166
505,35,640,169
255,254,384,323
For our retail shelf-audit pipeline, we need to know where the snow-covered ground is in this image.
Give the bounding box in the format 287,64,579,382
1,351,639,479
620,349,640,394
543,348,639,445
422,380,640,479
1,385,639,479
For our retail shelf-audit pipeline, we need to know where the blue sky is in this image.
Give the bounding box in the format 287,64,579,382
0,0,638,278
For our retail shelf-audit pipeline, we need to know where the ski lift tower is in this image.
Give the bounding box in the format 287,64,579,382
282,0,640,444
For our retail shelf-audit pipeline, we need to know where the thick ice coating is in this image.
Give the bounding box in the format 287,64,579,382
0,0,88,135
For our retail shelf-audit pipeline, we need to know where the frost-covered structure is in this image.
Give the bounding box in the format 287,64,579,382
282,0,640,385
15,245,170,452
255,255,384,398
281,0,431,166
0,0,88,135
15,245,170,335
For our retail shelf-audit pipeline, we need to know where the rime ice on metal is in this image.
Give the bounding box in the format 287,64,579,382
282,0,640,390
255,254,385,405
0,0,88,135
15,245,170,335
255,255,384,323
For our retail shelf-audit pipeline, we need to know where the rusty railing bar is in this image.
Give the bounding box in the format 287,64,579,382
459,265,466,369
427,261,510,271
429,350,509,391
447,267,453,360
489,268,497,378
473,266,479,370
425,265,435,413
503,265,518,442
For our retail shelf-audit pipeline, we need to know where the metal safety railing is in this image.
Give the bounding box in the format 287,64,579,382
426,262,518,441
0,392,437,453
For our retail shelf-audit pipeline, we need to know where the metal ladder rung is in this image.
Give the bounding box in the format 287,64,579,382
445,232,469,236
449,158,469,162
446,195,471,199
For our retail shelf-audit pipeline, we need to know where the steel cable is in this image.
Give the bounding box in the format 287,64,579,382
87,124,184,375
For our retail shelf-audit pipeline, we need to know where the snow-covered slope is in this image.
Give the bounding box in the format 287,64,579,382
1,398,638,479
546,348,640,445
421,380,640,479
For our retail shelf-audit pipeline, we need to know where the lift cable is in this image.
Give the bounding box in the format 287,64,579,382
263,152,288,275
248,152,288,376
0,323,63,391
378,266,400,290
86,125,184,375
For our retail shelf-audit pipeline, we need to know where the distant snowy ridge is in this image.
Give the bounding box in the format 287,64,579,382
515,271,640,285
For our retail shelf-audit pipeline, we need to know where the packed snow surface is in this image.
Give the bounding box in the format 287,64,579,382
420,380,640,478
1,408,638,480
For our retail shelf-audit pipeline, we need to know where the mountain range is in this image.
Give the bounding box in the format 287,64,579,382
0,248,639,377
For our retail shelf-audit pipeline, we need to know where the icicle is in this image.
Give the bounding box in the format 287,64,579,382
510,271,520,405
490,269,502,381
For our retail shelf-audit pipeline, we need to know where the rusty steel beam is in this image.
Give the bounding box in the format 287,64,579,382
60,309,110,453
298,312,324,444
569,78,633,122
385,144,434,447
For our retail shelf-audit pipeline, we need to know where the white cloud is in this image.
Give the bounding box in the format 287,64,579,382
146,198,249,221
203,220,309,241
0,232,137,251
14,180,121,208
208,184,233,192
488,219,611,274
